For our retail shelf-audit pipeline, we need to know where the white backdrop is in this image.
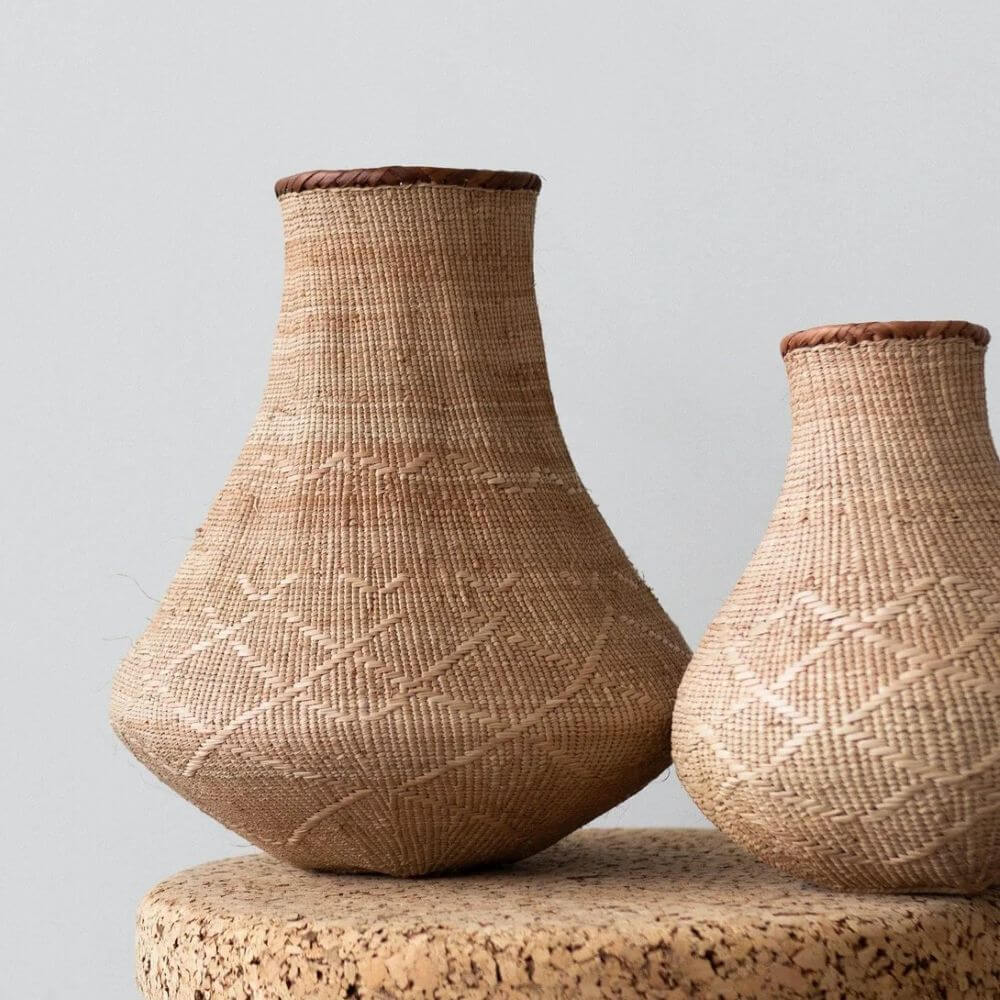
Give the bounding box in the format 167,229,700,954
3,2,999,996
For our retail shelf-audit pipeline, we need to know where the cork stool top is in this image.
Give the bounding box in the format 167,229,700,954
136,828,1000,999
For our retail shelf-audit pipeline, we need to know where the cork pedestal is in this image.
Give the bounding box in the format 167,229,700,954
136,829,1000,999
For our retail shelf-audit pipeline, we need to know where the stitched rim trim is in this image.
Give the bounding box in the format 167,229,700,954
781,321,989,357
275,166,542,197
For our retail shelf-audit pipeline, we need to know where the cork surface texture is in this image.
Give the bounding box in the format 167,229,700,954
136,828,1000,999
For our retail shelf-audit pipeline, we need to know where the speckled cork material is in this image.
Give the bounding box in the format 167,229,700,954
136,828,1000,999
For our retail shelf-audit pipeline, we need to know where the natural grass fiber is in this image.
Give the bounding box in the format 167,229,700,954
674,321,1000,893
110,169,690,875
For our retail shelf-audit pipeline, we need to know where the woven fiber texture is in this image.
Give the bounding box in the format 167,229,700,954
110,176,689,875
135,829,1000,999
673,323,1000,893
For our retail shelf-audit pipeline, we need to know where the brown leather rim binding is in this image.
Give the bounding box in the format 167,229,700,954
275,166,542,197
781,321,990,358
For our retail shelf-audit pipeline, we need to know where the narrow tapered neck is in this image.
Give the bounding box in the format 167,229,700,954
782,334,997,497
262,181,564,457
277,183,537,326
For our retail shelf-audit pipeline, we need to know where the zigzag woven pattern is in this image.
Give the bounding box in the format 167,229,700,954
674,327,1000,893
110,177,689,875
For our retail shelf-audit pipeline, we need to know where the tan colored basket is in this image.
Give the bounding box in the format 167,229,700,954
110,167,690,875
673,321,1000,894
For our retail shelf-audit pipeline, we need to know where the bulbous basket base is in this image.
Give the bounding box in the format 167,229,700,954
696,809,998,896
124,726,671,876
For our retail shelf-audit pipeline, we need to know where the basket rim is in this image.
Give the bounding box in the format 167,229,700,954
275,166,542,197
781,321,990,357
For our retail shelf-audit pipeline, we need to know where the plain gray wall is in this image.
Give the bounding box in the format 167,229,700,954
3,2,999,996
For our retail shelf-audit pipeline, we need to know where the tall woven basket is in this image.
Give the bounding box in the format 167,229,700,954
674,321,1000,894
111,166,690,876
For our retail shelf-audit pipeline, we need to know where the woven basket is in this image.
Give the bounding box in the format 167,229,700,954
673,321,1000,894
110,166,690,875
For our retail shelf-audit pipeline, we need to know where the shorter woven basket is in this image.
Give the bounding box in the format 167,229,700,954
674,321,1000,894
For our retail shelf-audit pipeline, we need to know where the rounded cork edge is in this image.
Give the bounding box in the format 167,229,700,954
781,320,990,358
275,166,542,197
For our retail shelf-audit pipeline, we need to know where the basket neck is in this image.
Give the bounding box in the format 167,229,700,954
276,183,539,316
259,185,561,454
782,337,997,494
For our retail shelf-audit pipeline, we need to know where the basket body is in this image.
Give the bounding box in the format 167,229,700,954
674,322,1000,893
111,169,689,875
